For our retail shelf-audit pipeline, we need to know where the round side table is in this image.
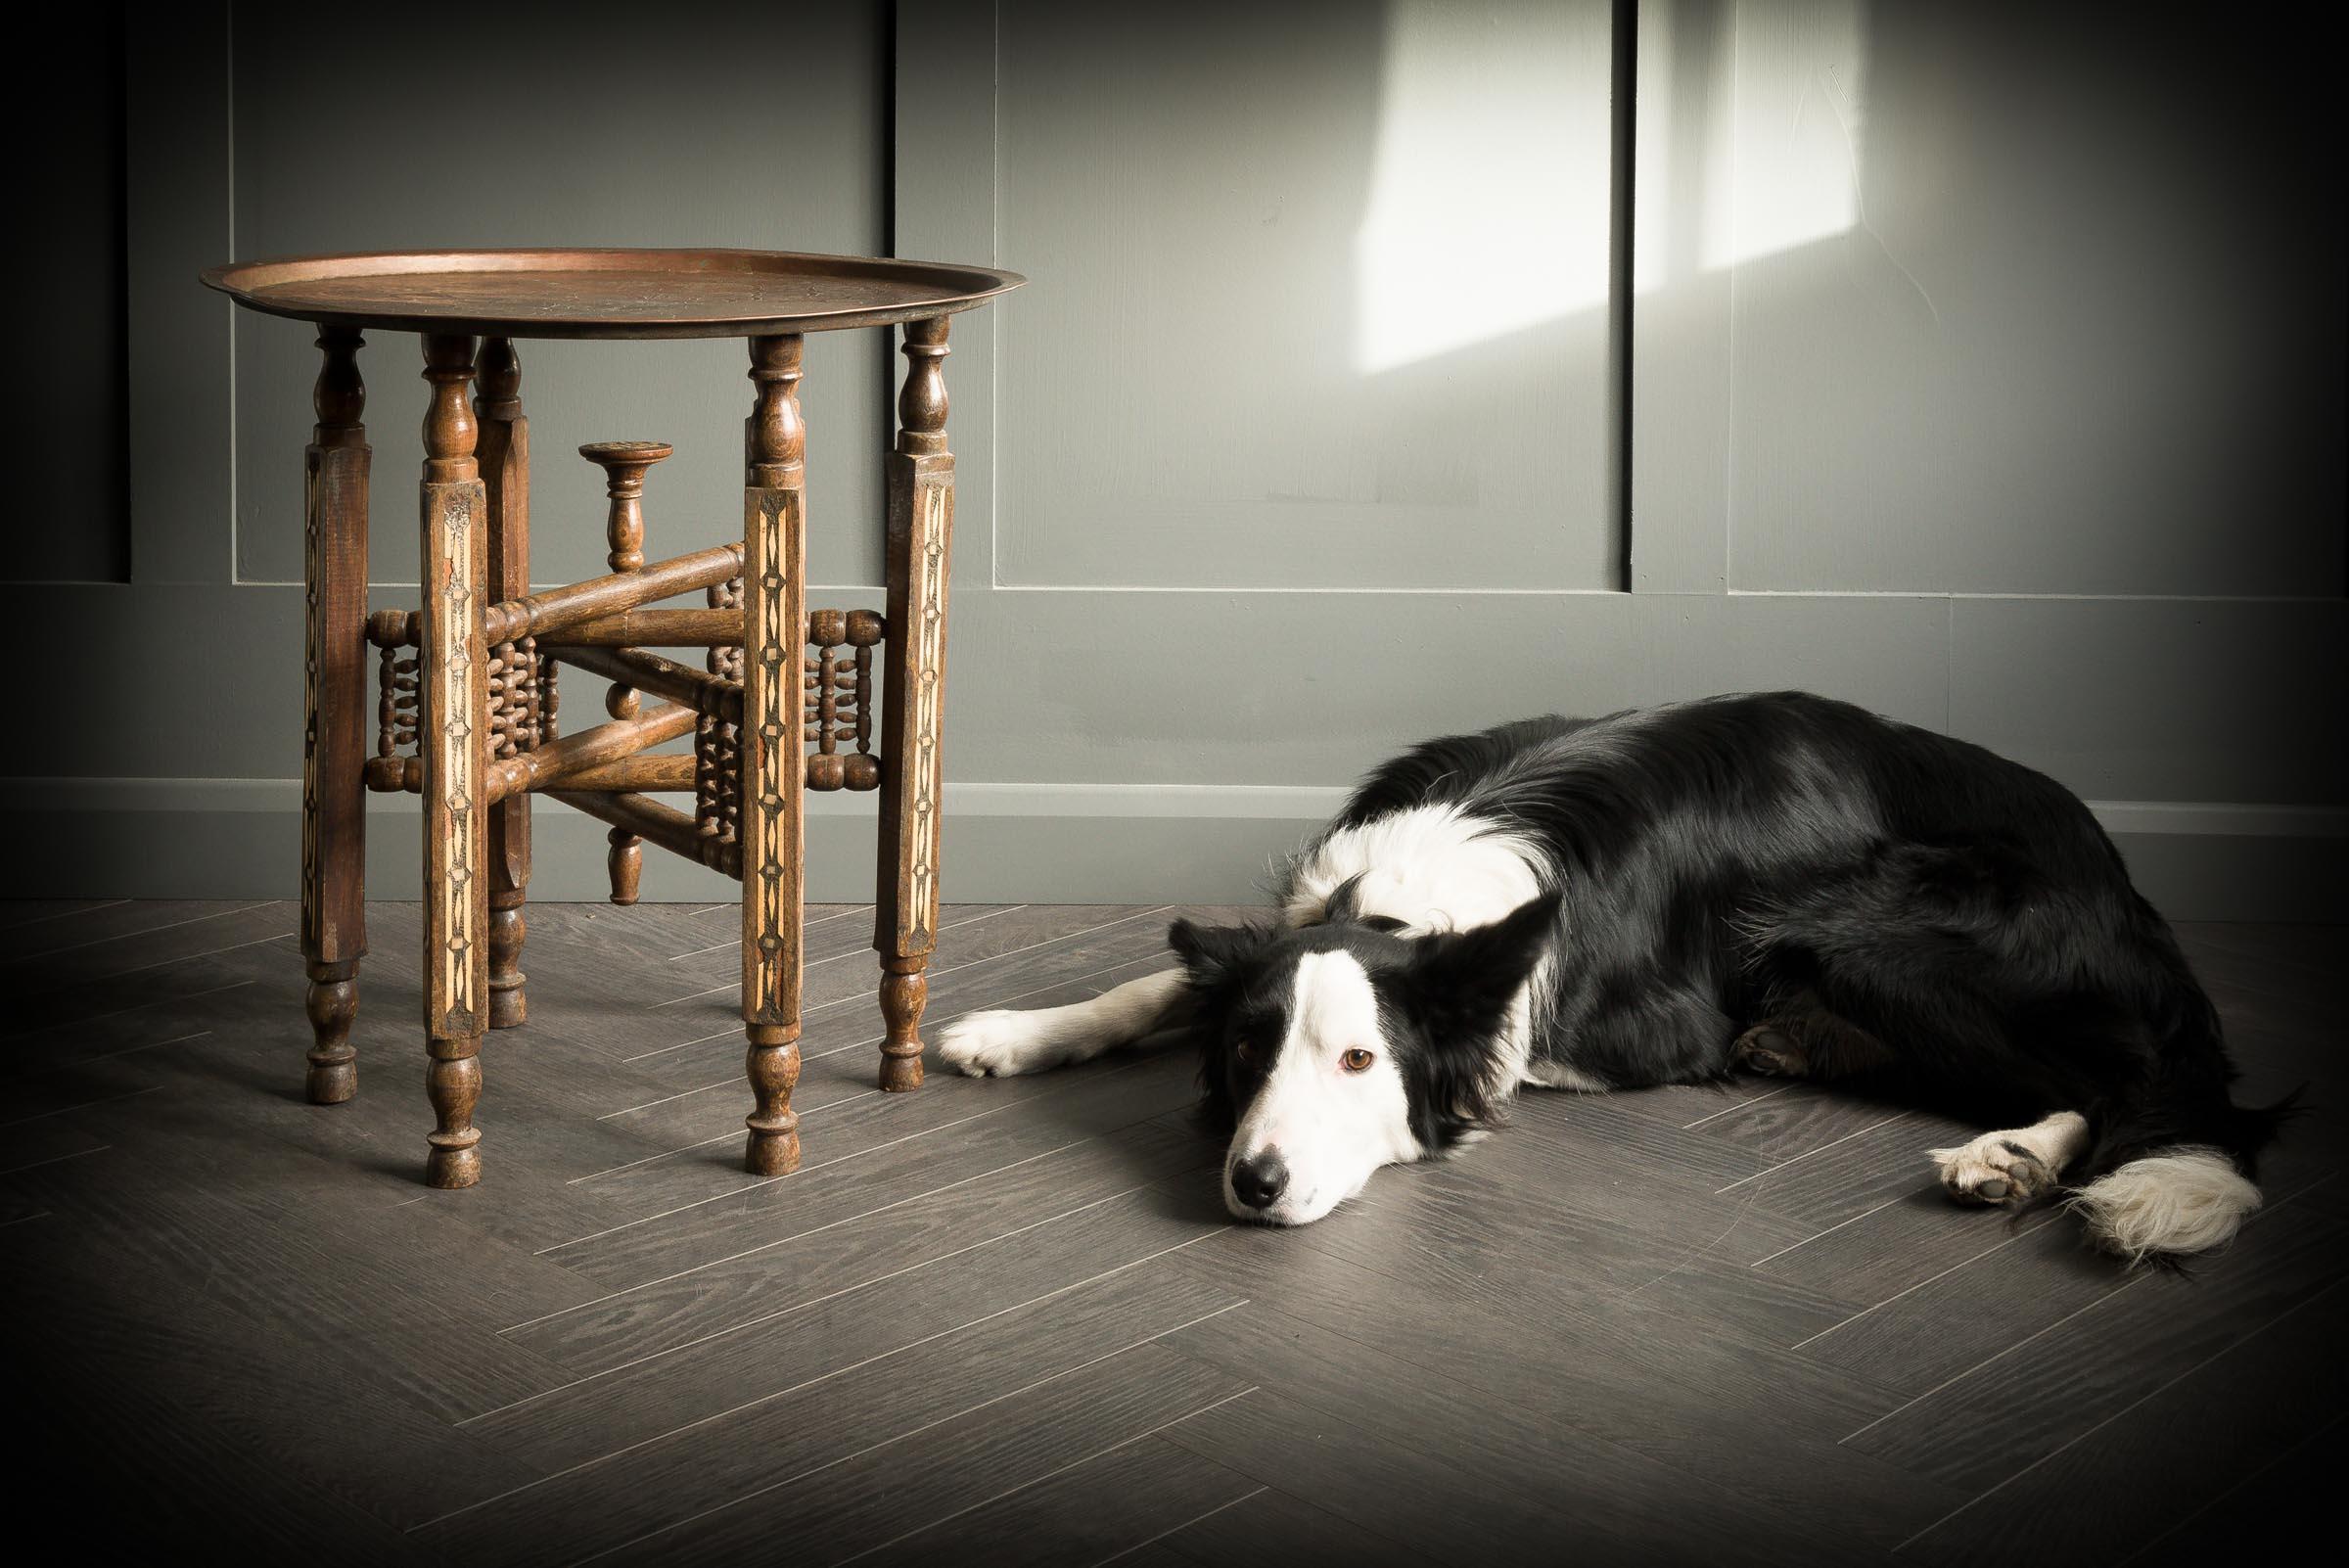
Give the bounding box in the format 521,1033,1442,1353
201,248,1024,1187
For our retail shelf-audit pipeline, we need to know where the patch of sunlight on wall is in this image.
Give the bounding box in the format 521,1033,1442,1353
1358,0,1868,367
1700,0,1863,273
1352,0,1613,375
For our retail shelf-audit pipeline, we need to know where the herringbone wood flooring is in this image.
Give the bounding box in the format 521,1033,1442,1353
3,899,2341,1566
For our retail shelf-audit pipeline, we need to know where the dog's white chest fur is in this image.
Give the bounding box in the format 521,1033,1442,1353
1285,805,1544,935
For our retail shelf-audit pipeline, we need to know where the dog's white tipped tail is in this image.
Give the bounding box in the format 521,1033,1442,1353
2068,1146,2262,1263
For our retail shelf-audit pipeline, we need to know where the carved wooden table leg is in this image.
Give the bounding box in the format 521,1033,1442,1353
420,333,491,1188
301,327,371,1104
874,316,955,1093
580,440,673,907
477,338,531,1030
740,337,808,1176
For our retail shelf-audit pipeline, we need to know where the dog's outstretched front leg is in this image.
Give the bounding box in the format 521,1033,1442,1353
938,970,1190,1078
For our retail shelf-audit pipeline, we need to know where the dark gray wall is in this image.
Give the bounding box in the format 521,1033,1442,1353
5,0,2343,918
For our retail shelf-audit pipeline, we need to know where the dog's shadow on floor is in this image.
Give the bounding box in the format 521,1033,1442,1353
935,1023,1235,1224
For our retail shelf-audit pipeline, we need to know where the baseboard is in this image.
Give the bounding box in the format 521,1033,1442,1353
3,778,2342,921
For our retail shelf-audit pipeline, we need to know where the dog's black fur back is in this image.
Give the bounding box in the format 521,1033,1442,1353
1304,691,2287,1186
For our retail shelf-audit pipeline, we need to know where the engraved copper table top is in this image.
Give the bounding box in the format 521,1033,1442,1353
201,247,1025,340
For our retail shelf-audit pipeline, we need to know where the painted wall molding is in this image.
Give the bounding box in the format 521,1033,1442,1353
7,773,2342,923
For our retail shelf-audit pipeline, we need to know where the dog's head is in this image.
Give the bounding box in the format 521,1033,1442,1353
1170,884,1560,1224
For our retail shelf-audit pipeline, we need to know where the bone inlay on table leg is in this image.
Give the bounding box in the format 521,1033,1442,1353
300,325,371,1105
477,337,532,1030
419,333,490,1190
874,314,956,1093
740,335,807,1176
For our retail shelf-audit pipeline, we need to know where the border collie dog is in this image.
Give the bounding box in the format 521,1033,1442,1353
939,693,2290,1261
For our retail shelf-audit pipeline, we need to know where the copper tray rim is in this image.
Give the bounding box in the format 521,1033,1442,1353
198,247,1027,340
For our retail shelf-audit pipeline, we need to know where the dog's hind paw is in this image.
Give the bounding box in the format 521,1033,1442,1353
1929,1131,2058,1208
1732,1025,1811,1078
936,1010,1058,1078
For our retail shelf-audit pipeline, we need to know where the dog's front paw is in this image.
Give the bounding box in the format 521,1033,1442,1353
1929,1131,2057,1208
936,1010,1057,1078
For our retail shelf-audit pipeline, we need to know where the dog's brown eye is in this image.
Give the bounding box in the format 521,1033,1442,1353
1235,1039,1257,1066
1341,1048,1375,1073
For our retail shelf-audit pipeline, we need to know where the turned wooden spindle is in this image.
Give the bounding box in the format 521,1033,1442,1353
740,336,807,1176
301,326,371,1105
580,439,669,576
420,333,489,1189
579,440,670,903
874,316,955,1093
477,338,532,1030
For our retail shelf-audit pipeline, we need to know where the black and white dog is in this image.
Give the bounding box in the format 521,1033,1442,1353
938,693,2290,1261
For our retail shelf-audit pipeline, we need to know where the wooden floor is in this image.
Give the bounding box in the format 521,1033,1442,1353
2,899,2342,1566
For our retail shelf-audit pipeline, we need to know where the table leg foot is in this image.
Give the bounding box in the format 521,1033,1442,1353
487,901,528,1029
878,960,927,1092
744,1024,802,1176
303,958,360,1104
425,1038,483,1188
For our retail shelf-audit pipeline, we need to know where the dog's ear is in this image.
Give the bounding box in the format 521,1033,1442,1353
1167,918,1274,991
1400,891,1560,1040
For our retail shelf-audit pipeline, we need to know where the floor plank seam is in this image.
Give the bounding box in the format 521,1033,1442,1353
1681,1081,1793,1129
1713,1107,1913,1193
2111,1411,2346,1567
1889,1275,2349,1553
514,1135,1117,1318
532,1056,1164,1253
1614,1179,1771,1301
1745,1186,1921,1268
54,1028,216,1070
5,899,279,963
0,897,129,933
1788,1224,2052,1352
0,1144,115,1176
832,1386,1264,1568
596,1079,873,1123
1,1084,164,1128
454,1224,1228,1442
1834,1275,2155,1445
6,977,256,1042
1084,1486,1270,1568
549,1299,1253,1568
617,1025,741,1065
646,901,1091,1010
667,904,863,962
1830,1168,2346,1442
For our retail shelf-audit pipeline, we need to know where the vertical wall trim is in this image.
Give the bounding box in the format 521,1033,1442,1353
223,1,240,584
1627,0,1733,594
1607,0,1638,592
893,0,1003,604
122,1,237,588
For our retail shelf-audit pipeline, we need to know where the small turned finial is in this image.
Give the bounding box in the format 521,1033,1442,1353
608,826,642,906
421,334,479,480
897,316,949,457
746,335,806,483
475,337,523,420
579,440,672,575
313,327,366,435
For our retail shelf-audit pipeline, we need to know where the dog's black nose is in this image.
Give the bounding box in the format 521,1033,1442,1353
1229,1151,1289,1211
